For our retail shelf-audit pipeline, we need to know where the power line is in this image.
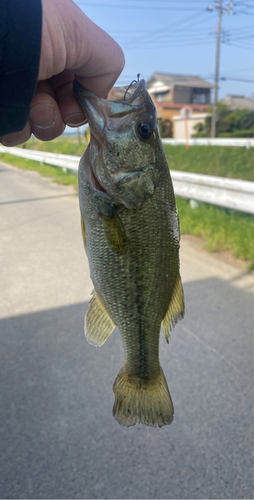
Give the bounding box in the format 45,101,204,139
76,0,254,89
227,24,254,31
115,28,218,41
231,33,254,40
77,2,206,10
221,76,254,82
80,0,254,1
116,30,216,44
226,41,254,48
117,72,254,87
113,25,253,50
109,24,253,40
108,27,215,34
234,8,254,13
78,0,235,2
221,66,254,73
193,72,254,82
117,35,216,50
113,12,210,48
122,26,249,41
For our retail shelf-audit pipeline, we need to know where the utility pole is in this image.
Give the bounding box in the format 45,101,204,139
207,1,234,137
211,0,222,138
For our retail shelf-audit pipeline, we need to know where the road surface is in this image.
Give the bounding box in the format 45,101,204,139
0,162,253,499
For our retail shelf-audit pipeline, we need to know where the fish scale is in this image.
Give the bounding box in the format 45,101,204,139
74,78,185,427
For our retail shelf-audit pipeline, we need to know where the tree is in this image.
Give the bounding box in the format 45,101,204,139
192,102,253,138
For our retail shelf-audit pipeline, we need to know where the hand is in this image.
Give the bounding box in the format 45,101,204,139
1,0,124,146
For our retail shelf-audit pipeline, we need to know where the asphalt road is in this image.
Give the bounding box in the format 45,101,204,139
0,162,253,500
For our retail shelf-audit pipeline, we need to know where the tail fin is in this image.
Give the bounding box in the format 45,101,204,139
112,366,174,428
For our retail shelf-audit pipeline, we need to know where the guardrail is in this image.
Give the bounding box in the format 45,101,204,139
171,171,254,214
162,138,254,148
1,146,253,214
0,147,79,172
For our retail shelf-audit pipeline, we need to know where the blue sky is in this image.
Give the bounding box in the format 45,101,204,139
74,0,254,102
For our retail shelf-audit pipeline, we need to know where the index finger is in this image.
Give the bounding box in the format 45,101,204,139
71,17,125,97
39,0,125,98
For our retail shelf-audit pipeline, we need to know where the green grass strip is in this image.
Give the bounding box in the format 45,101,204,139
24,137,87,157
164,145,254,181
14,139,254,181
0,152,78,190
177,197,254,269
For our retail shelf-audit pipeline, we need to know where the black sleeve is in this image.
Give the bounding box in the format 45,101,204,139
0,0,42,137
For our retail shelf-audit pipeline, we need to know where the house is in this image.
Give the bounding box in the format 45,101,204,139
220,94,254,110
147,72,213,137
147,72,213,105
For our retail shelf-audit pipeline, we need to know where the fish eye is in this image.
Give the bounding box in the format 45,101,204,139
136,120,154,141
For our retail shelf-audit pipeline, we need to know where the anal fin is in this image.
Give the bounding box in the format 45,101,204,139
162,274,185,343
85,290,115,346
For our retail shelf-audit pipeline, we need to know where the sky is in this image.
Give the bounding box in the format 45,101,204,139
74,0,254,102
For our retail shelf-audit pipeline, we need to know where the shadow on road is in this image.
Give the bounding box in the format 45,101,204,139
0,277,253,499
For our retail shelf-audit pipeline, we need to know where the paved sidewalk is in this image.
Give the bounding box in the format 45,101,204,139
0,163,253,499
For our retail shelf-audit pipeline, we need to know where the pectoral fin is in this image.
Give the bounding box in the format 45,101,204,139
162,274,185,343
85,290,116,346
103,210,128,254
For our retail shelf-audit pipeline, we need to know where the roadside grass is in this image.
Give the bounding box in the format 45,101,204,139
164,144,253,181
1,137,253,268
22,136,87,156
19,138,254,182
177,197,254,269
0,152,78,190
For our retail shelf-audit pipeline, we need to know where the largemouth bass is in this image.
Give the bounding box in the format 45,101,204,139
74,79,184,427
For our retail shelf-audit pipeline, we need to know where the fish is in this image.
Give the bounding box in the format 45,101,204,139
73,78,185,428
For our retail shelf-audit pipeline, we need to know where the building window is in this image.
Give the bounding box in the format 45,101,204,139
192,90,208,105
155,91,169,102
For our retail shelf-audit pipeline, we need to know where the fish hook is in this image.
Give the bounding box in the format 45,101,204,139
124,74,141,101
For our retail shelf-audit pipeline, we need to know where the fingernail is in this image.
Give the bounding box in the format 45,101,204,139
30,103,57,129
64,113,87,126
